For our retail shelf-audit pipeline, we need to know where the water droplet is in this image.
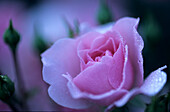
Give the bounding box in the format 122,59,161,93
155,79,158,82
159,77,162,82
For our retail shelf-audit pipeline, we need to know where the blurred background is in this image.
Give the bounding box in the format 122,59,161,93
0,0,170,111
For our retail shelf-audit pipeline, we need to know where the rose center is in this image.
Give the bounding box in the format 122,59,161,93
94,50,113,62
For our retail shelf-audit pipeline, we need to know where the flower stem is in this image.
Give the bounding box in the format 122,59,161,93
12,48,29,110
6,97,20,112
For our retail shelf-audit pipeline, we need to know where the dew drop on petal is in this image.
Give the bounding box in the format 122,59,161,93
158,77,162,82
140,66,167,96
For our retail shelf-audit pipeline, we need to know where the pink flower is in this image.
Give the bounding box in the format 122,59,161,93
41,17,167,111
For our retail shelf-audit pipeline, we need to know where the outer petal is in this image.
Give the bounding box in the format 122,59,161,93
106,66,167,111
64,74,127,106
113,17,144,87
48,77,92,109
119,45,134,90
41,38,93,109
41,38,80,85
140,66,167,96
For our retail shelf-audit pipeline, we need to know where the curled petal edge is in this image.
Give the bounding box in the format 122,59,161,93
62,74,128,100
106,65,167,111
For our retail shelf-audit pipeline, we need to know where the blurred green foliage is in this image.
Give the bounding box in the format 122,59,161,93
33,26,49,54
145,93,170,112
97,0,113,25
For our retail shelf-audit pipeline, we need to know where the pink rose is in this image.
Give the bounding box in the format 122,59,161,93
41,17,167,111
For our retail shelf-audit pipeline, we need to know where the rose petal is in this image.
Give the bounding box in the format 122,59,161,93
106,66,167,111
90,35,108,50
76,32,103,70
48,77,91,109
119,45,134,90
105,88,140,112
41,38,80,84
92,38,114,54
103,31,123,52
113,17,144,87
88,38,113,61
108,43,124,89
140,66,167,96
115,88,140,107
63,74,127,106
77,31,103,50
42,38,93,109
78,50,94,71
74,32,127,94
90,30,122,52
73,60,113,94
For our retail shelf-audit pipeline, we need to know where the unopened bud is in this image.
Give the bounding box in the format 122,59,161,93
0,75,15,102
3,20,20,52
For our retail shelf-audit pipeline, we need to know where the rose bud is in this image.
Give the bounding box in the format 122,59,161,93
0,75,15,102
3,20,20,52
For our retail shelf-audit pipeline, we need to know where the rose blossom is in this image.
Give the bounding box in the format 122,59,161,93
41,17,167,111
